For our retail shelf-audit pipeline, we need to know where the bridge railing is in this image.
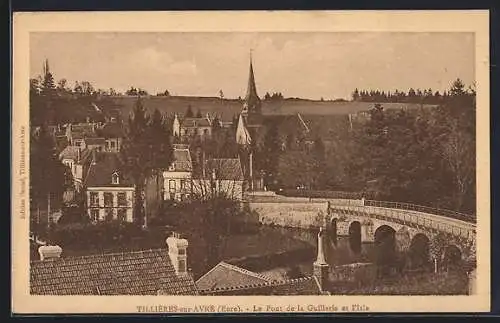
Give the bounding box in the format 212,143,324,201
330,204,475,240
363,200,476,224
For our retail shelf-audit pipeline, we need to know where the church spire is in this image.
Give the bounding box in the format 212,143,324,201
242,51,261,116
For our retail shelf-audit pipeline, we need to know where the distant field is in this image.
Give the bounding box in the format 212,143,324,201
109,96,435,121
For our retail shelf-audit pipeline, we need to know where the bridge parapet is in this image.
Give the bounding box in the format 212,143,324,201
329,204,475,240
363,200,475,224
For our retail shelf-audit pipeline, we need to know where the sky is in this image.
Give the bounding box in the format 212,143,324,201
30,32,475,100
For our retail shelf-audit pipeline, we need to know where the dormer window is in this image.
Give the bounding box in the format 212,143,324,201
112,171,120,185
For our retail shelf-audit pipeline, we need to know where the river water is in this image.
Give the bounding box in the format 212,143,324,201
220,225,377,280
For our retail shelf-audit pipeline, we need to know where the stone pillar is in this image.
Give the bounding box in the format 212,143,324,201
361,222,374,243
313,227,330,292
336,219,350,236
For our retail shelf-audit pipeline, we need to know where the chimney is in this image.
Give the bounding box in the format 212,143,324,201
38,245,63,261
313,227,329,292
166,232,189,276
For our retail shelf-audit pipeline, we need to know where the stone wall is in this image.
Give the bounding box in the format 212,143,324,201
247,201,329,229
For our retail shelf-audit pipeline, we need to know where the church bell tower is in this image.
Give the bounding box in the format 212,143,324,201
241,52,262,120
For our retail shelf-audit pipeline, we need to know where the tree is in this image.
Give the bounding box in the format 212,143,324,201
429,233,448,273
261,122,281,188
57,78,70,95
81,81,95,96
311,137,327,189
122,102,174,227
30,124,66,240
276,150,316,189
41,59,55,95
120,98,150,226
126,87,138,96
174,197,243,278
195,109,203,118
185,105,194,118
138,88,149,96
352,88,360,101
144,109,174,224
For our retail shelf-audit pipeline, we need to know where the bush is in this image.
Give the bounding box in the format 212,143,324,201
51,220,144,250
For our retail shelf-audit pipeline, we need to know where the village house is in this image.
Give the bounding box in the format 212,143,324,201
191,158,245,201
58,146,94,192
172,114,213,141
81,137,106,152
84,151,135,222
162,145,193,202
30,229,330,296
96,122,125,152
191,227,330,295
65,122,100,148
30,233,198,295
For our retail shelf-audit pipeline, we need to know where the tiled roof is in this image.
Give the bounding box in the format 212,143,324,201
181,118,211,128
85,152,134,187
198,275,322,296
206,158,244,181
170,149,192,172
84,137,106,146
70,124,97,139
55,136,69,154
98,122,125,138
59,146,80,161
30,248,198,295
196,261,271,291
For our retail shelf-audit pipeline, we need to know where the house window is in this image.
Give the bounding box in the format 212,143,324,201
178,248,186,255
110,141,115,149
180,179,186,191
117,208,126,222
105,209,114,221
169,180,176,192
103,192,113,207
112,172,120,184
90,209,99,222
178,259,186,273
117,192,127,207
90,192,99,206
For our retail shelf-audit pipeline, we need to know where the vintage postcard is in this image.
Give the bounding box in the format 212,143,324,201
11,11,490,314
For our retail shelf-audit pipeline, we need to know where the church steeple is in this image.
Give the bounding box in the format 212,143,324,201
242,52,261,116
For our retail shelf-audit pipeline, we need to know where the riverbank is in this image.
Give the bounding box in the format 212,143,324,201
329,270,469,295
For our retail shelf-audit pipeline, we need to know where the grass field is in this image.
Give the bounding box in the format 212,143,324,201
109,95,434,121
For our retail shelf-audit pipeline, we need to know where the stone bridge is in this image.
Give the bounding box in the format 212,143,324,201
327,200,476,264
245,193,476,265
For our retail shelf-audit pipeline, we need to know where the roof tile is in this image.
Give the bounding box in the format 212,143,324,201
30,248,198,295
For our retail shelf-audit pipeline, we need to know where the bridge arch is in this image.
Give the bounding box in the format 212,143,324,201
348,221,362,254
328,218,338,245
374,225,397,272
408,233,431,270
443,244,463,271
